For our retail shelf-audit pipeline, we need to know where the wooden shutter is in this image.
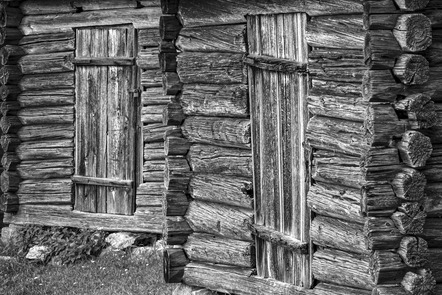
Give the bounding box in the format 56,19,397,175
73,26,138,215
247,14,311,287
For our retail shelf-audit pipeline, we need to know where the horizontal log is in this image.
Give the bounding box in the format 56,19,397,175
311,79,361,98
0,65,22,85
2,152,19,171
176,24,246,53
16,139,73,160
138,28,160,47
393,54,430,85
17,158,74,179
164,248,188,283
1,170,20,193
0,45,25,66
164,216,192,245
160,15,182,40
180,84,248,117
1,27,23,45
362,182,401,217
372,286,408,295
4,7,23,28
137,181,164,196
18,178,72,195
0,101,20,116
178,0,364,27
187,144,252,176
17,89,74,107
1,193,19,213
314,283,371,295
20,8,162,35
143,123,179,143
364,30,402,69
142,87,173,106
308,93,367,122
423,30,442,65
18,124,74,141
365,217,402,250
182,116,250,148
190,174,252,209
0,116,21,134
307,115,368,156
177,52,245,84
72,175,132,188
137,48,160,69
20,0,76,14
0,85,20,101
19,31,75,55
370,250,407,285
185,200,253,241
307,182,363,223
144,142,165,160
1,134,20,152
18,193,72,205
161,0,178,14
245,55,306,73
311,215,367,254
3,204,164,233
184,233,255,268
162,72,182,95
394,93,437,129
421,218,442,247
363,70,403,102
163,102,185,126
307,15,364,49
183,262,308,295
165,137,190,156
72,0,138,11
141,68,162,88
18,106,74,125
19,72,74,91
401,66,442,101
142,105,165,124
18,51,74,74
427,249,442,282
163,190,188,216
313,248,374,290
159,52,177,72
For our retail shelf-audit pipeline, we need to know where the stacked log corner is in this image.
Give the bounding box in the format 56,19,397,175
0,1,23,215
308,0,442,293
160,0,191,285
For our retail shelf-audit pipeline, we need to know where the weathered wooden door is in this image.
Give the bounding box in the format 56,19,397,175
73,26,139,215
247,13,311,287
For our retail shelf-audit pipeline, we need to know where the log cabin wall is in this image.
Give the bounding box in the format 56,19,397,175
162,0,442,294
0,0,171,233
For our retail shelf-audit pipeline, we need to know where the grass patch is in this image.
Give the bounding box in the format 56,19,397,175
0,240,177,295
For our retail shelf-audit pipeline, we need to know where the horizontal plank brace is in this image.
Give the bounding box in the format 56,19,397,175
244,54,307,73
72,175,133,188
73,57,135,66
249,223,309,254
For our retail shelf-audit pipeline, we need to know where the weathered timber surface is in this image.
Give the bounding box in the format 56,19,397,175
18,178,72,195
19,73,74,91
159,15,181,40
17,89,74,107
141,68,162,88
427,249,442,282
391,168,426,201
1,171,20,193
307,182,364,223
18,124,74,141
2,152,19,171
365,217,402,250
184,233,254,268
176,24,246,53
363,70,403,102
311,215,367,254
16,139,73,160
162,72,182,95
1,101,20,116
393,14,432,52
425,183,442,217
370,250,407,285
18,106,74,125
143,124,179,143
163,190,188,216
312,248,373,290
18,51,74,74
1,134,20,152
176,52,245,84
308,93,367,122
144,142,165,160
187,144,252,176
1,193,19,213
142,87,173,106
183,262,310,295
178,0,364,27
0,116,21,134
392,203,426,235
424,30,442,65
185,200,253,241
138,28,160,47
313,283,371,295
307,15,364,49
164,248,188,283
19,31,75,55
3,205,163,233
165,137,190,156
371,286,408,295
17,158,73,179
137,48,160,69
180,84,248,117
307,115,368,156
189,174,252,209
0,85,20,101
163,102,185,126
182,116,250,148
20,8,162,35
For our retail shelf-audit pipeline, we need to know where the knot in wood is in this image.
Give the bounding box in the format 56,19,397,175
393,14,432,52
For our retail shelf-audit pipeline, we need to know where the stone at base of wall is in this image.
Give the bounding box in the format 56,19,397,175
1,224,23,245
173,284,219,295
